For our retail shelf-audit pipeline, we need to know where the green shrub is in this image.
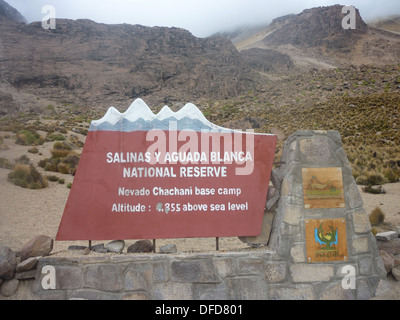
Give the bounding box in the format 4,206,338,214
365,173,386,186
15,130,44,146
356,172,386,186
47,133,66,141
362,185,386,194
8,164,48,189
47,175,60,182
44,162,57,172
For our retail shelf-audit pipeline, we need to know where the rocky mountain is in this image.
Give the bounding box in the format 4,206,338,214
1,2,399,116
235,5,400,70
0,0,26,23
240,48,294,75
0,1,259,114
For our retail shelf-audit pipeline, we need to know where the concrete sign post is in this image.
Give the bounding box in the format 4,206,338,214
56,99,277,241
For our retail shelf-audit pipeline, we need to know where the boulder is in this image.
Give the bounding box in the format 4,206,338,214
20,235,53,262
16,256,40,273
127,240,153,253
0,247,17,280
377,238,400,255
159,244,177,254
106,240,125,254
394,254,400,268
392,267,400,282
68,245,87,251
376,231,399,241
91,243,107,253
0,279,19,297
380,250,395,273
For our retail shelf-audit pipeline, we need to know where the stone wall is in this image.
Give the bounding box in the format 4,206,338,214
29,248,373,300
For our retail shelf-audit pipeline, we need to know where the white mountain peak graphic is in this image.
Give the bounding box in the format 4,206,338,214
90,98,219,131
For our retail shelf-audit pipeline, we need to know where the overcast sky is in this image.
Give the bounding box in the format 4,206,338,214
6,0,400,37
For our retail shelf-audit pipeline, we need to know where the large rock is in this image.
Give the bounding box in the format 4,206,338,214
0,247,17,280
127,240,153,253
16,256,40,273
377,238,400,255
0,279,19,297
380,250,395,274
20,235,53,262
159,244,177,254
392,267,400,282
106,240,125,254
376,231,399,241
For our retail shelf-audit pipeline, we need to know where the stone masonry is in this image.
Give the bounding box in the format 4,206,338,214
268,130,386,298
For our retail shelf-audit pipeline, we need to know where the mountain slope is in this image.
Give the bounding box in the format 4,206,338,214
0,9,259,114
369,16,400,34
235,5,400,70
0,0,26,23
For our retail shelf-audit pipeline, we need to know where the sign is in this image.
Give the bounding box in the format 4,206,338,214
56,99,277,241
302,167,345,209
305,218,348,262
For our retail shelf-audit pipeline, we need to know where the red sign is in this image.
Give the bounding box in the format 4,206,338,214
56,100,277,241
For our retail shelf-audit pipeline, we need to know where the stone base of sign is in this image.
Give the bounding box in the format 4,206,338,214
268,130,386,298
2,130,387,300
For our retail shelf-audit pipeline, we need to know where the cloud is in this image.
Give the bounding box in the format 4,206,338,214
6,0,400,37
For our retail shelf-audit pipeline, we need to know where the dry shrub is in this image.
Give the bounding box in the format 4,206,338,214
0,157,13,169
383,168,399,183
51,141,73,158
51,149,70,158
356,171,386,186
15,154,30,165
8,164,48,189
369,207,385,226
53,141,72,150
28,147,39,154
57,162,71,174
